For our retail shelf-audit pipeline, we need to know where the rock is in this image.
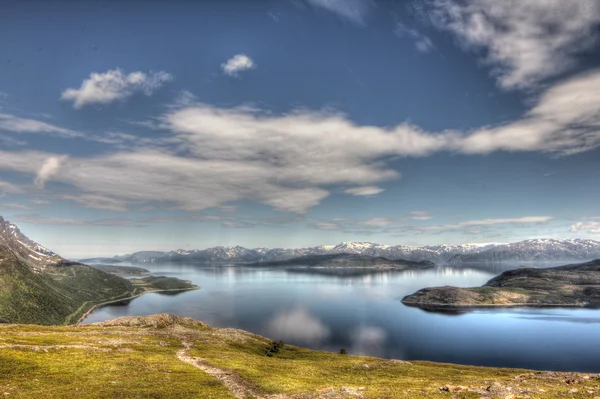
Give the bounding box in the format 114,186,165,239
568,388,578,393
440,385,466,392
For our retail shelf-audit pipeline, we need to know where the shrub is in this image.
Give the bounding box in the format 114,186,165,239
265,340,285,357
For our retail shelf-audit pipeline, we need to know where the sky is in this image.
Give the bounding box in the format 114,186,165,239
1,0,600,258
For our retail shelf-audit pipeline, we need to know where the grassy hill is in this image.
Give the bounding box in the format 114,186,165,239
0,314,598,399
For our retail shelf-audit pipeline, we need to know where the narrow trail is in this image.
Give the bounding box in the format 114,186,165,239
176,341,266,399
175,341,365,399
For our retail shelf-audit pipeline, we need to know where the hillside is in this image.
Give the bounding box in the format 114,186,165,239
0,217,197,325
402,259,600,309
1,314,598,399
249,253,435,270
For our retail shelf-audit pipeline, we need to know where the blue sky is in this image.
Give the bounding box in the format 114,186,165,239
1,0,600,258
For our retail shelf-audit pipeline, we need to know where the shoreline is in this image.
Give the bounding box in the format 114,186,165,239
401,301,593,310
75,287,199,326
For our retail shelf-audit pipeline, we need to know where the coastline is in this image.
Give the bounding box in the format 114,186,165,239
401,301,592,310
75,287,199,325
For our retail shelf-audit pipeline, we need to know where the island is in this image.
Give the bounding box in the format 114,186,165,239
247,253,436,270
402,259,600,309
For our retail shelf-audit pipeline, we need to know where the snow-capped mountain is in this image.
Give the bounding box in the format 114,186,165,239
448,239,600,263
110,239,600,265
0,216,64,270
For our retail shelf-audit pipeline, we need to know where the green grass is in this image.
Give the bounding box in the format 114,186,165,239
1,317,599,398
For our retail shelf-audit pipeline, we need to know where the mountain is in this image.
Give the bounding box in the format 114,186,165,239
111,239,600,265
447,239,600,264
402,258,600,309
0,216,196,325
113,241,496,264
248,253,436,270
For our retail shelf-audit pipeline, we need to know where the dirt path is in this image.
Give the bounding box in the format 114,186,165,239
176,341,266,399
175,341,366,399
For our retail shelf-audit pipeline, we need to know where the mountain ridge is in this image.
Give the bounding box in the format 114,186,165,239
111,238,600,264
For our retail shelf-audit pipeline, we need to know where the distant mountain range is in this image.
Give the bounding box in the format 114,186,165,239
112,239,600,264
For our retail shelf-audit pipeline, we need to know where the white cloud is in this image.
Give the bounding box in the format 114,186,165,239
395,23,434,53
0,113,80,138
409,211,432,221
305,0,372,26
570,221,600,234
265,307,330,344
460,69,600,155
1,69,600,214
344,186,384,196
221,54,255,77
431,0,600,89
35,156,68,189
61,69,173,108
30,198,51,205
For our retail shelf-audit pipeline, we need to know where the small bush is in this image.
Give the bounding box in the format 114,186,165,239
265,340,285,357
339,348,347,355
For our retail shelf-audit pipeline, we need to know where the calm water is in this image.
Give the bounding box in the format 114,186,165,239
83,263,600,372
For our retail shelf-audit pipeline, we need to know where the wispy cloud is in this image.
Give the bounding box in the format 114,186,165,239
0,113,80,138
221,54,255,77
0,180,23,195
395,23,434,53
1,203,31,210
30,198,51,206
430,0,600,89
409,216,553,232
61,69,173,108
305,0,372,26
344,186,384,196
570,221,600,234
409,211,432,221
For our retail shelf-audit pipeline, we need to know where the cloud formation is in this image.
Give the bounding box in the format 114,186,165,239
305,0,372,26
570,221,600,234
395,23,434,53
221,54,255,77
61,69,173,108
431,0,600,89
1,69,600,213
